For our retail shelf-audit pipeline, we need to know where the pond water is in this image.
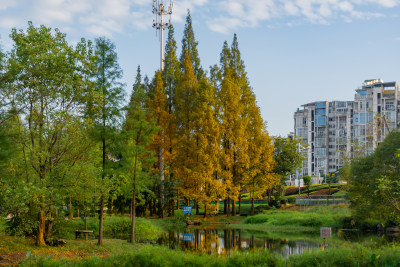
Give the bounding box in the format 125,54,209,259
154,227,399,257
156,228,322,257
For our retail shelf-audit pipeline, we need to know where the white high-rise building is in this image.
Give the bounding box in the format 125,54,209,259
293,79,398,178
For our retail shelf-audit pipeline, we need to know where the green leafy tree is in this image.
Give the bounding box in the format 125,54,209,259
122,67,158,242
3,23,96,245
273,136,303,178
348,131,400,223
92,37,125,245
302,175,312,197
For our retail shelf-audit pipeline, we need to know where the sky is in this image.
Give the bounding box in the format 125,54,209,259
0,0,400,136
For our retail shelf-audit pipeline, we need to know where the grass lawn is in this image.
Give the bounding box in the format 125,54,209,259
240,205,351,229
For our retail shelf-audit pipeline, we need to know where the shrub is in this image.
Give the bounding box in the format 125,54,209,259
287,197,296,204
5,212,38,237
254,204,270,215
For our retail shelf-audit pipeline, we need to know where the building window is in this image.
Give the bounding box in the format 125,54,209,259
316,116,326,126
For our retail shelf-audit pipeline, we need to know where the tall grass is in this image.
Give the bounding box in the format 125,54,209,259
20,244,400,267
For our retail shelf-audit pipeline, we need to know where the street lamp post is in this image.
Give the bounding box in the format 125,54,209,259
298,143,301,201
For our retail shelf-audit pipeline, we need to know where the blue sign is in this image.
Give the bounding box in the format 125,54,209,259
183,233,193,241
182,206,192,214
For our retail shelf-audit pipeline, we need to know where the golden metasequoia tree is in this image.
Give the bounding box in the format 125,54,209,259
218,66,247,216
174,53,197,206
148,71,170,217
191,77,222,217
162,26,180,215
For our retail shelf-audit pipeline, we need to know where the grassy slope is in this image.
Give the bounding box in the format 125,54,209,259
240,205,351,229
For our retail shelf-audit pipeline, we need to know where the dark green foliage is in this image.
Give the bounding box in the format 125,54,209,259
254,204,272,215
5,212,38,237
348,131,400,223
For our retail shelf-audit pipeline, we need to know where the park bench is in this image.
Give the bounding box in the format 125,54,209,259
73,230,93,240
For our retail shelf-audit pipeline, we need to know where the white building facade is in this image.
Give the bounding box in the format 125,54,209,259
294,79,398,178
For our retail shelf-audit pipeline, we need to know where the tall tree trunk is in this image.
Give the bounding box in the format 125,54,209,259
130,198,133,219
195,200,199,215
232,198,236,216
251,194,255,216
204,202,207,218
153,198,157,215
130,151,138,243
84,203,87,231
239,194,242,215
69,196,73,220
176,191,179,210
159,143,164,218
98,196,104,245
45,210,53,240
227,196,231,217
224,199,227,215
98,135,106,246
36,206,46,246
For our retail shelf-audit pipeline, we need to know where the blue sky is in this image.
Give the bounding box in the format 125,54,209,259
1,0,400,136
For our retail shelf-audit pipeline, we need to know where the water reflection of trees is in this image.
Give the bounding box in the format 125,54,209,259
157,228,319,257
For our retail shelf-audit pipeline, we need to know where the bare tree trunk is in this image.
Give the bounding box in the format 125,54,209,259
251,195,255,216
130,151,138,243
227,196,231,217
232,198,236,216
224,199,227,215
45,210,53,240
159,144,164,218
69,196,73,220
176,191,180,210
149,201,153,216
238,194,242,215
36,206,46,246
84,203,87,231
98,196,104,245
130,196,136,242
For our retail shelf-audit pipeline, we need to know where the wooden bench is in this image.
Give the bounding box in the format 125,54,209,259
73,230,93,240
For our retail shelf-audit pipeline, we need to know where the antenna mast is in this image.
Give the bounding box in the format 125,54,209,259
153,0,173,71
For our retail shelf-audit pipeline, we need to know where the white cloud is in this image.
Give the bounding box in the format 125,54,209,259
0,0,18,11
0,0,397,36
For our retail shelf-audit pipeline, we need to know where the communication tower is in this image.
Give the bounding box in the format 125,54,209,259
152,0,173,71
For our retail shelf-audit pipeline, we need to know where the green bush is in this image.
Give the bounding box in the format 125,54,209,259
5,212,38,237
338,216,379,231
254,204,270,215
